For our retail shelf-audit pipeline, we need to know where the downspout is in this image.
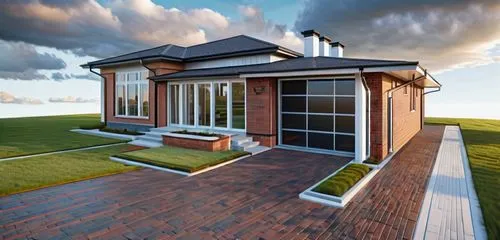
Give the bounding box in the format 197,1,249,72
359,68,371,159
386,71,427,153
140,59,158,128
89,66,107,125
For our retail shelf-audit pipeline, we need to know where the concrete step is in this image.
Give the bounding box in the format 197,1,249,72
233,141,259,151
231,135,252,145
144,131,164,138
245,145,271,155
136,135,163,143
129,139,163,148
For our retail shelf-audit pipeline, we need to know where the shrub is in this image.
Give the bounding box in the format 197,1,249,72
100,127,143,136
313,163,371,197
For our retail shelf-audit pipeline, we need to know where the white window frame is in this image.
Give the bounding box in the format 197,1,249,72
167,79,246,132
115,70,149,119
277,76,356,156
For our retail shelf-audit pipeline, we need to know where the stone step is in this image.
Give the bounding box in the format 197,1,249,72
233,141,259,151
136,135,163,143
129,139,163,148
231,135,253,145
245,145,271,155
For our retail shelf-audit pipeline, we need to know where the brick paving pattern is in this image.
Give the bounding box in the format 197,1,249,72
0,126,444,239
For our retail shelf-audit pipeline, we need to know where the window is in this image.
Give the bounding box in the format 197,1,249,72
170,84,180,124
115,71,149,117
411,85,417,111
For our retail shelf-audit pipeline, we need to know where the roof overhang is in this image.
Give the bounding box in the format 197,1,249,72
240,64,441,88
81,57,181,69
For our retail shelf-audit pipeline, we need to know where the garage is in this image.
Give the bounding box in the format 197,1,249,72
278,78,356,154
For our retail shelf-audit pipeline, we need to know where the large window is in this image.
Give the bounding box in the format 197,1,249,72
169,80,245,130
280,78,355,153
116,71,149,117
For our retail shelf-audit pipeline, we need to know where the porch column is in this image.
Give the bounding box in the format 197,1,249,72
355,73,368,162
100,77,105,123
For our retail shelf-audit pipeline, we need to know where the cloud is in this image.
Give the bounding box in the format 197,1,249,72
51,72,101,81
0,91,43,104
294,0,500,72
0,0,302,58
48,96,97,103
0,40,66,80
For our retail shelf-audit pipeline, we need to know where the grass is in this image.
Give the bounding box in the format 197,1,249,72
0,144,140,197
116,145,248,173
425,118,500,239
0,114,124,159
313,163,371,197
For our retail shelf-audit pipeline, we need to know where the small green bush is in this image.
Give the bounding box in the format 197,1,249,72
313,163,371,197
100,128,143,136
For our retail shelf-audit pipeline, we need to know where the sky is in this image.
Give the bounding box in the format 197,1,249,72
0,0,499,119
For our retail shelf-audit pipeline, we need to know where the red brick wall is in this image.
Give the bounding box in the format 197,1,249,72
163,135,230,151
100,61,183,127
365,73,424,160
245,77,278,147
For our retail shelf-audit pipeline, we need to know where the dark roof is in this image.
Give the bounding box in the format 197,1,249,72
150,56,419,80
82,35,302,68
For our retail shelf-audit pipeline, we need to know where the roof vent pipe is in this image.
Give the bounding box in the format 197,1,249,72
331,42,344,57
319,36,332,57
301,30,320,57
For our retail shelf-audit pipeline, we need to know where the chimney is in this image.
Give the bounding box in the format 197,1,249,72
330,42,344,57
319,36,331,56
301,30,320,57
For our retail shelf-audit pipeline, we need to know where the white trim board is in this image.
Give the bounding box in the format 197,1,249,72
110,153,252,177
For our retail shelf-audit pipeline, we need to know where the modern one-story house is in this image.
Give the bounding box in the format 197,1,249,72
82,30,441,162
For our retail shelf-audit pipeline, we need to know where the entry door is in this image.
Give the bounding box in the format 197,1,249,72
279,78,356,154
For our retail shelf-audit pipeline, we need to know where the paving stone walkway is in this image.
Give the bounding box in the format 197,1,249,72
414,126,486,240
0,126,444,239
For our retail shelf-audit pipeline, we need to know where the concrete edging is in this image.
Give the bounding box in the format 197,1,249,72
70,129,138,141
109,154,252,177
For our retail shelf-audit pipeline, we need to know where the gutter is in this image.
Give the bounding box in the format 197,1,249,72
89,66,107,125
359,68,371,160
386,72,426,153
140,59,159,128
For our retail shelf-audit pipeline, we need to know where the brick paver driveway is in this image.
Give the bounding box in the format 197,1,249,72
0,125,444,240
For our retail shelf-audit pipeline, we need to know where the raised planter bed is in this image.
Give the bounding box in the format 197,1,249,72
162,131,230,152
299,163,377,208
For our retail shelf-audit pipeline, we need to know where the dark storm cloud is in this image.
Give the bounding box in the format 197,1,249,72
295,0,500,71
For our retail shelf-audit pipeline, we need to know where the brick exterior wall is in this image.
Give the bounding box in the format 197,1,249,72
100,61,183,129
365,73,424,160
162,135,230,151
245,77,278,147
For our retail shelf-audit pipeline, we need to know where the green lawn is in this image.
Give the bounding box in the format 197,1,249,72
0,144,139,196
313,163,371,197
0,114,124,158
425,118,500,239
116,146,248,173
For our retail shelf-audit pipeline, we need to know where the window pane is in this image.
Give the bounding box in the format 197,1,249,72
308,80,334,95
308,115,334,132
282,114,306,130
335,79,355,95
183,84,195,125
214,82,228,127
116,73,126,83
308,96,334,113
127,72,139,82
282,80,306,95
282,96,306,112
127,84,138,116
198,84,211,126
116,85,126,115
282,130,306,147
308,132,334,150
335,97,355,114
231,82,245,129
335,134,355,152
335,116,355,133
140,83,149,117
170,85,179,124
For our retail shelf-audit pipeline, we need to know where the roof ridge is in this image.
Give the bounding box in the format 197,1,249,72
185,35,245,48
160,45,173,56
318,56,416,63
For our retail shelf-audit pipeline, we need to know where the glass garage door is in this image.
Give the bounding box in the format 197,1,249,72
279,78,355,154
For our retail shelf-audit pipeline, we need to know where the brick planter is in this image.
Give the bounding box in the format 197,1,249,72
162,133,230,151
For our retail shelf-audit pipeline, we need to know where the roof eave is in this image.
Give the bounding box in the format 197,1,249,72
81,56,182,69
